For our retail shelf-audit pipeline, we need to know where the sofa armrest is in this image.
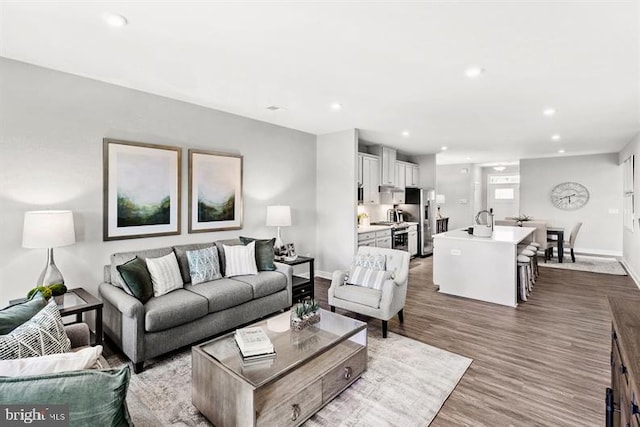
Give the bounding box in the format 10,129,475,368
65,323,90,349
274,262,293,305
99,283,143,319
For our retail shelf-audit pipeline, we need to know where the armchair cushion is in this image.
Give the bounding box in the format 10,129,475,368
353,254,386,271
347,266,391,290
0,345,104,377
0,291,47,335
334,285,382,309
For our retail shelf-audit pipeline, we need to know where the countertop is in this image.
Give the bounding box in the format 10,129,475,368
433,225,534,244
357,222,419,234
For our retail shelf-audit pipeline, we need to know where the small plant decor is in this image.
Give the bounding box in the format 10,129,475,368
27,283,67,302
290,299,321,331
513,214,532,226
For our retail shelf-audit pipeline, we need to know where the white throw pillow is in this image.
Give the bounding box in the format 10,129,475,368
224,242,258,277
347,265,392,290
353,254,386,271
0,345,104,377
186,246,222,284
146,252,184,297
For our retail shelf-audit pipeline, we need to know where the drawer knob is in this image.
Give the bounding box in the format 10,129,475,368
344,366,352,380
291,404,300,421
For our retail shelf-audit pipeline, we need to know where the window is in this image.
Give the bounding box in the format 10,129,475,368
495,188,515,200
489,175,520,185
623,155,635,231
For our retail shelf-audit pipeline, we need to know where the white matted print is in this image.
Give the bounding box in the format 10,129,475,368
189,149,243,233
103,138,181,240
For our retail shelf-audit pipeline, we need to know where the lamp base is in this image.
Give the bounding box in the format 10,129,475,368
36,248,65,286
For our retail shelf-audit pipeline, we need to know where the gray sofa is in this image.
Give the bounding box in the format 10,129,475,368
99,239,292,373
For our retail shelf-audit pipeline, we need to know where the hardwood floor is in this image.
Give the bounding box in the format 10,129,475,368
315,257,640,426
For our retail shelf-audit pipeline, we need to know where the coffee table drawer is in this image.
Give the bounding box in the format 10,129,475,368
322,346,367,400
257,378,322,427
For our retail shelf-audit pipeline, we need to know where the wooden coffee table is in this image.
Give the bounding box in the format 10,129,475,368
192,309,367,426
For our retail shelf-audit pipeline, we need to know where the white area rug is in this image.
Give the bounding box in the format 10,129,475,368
539,255,627,275
108,332,472,427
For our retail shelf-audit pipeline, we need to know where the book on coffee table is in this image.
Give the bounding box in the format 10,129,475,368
234,327,274,358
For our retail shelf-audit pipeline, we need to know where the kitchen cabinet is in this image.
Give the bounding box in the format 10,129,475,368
357,154,363,187
394,163,406,204
361,154,380,205
405,163,420,187
358,229,391,248
408,225,418,256
372,146,397,187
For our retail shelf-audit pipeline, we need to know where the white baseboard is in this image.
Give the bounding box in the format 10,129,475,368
572,247,623,257
316,270,332,280
620,259,640,290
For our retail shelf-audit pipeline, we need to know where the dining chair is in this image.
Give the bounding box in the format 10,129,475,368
548,222,583,262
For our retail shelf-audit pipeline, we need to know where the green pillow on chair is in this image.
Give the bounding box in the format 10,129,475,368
239,237,276,271
0,291,47,335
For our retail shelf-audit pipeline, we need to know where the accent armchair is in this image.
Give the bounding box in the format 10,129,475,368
328,246,410,338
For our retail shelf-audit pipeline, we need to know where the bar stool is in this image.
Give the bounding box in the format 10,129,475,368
517,254,531,301
525,245,539,278
520,248,536,289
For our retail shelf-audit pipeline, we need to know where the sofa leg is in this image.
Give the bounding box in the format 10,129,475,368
382,320,388,338
131,361,144,374
571,248,576,263
330,306,335,313
398,309,404,323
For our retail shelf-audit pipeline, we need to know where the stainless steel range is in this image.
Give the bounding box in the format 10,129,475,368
371,222,410,251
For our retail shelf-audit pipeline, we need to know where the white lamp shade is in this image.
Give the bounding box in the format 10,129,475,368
23,210,76,248
266,205,291,227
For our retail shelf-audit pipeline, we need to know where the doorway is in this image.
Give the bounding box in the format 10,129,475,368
487,174,520,220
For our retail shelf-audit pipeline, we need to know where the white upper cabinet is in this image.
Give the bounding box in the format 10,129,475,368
394,163,406,204
360,154,380,205
379,146,397,186
405,163,420,187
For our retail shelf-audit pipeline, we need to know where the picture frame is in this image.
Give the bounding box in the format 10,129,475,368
188,149,243,233
103,138,181,241
285,243,297,258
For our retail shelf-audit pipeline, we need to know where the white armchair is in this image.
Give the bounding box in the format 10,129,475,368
328,246,410,338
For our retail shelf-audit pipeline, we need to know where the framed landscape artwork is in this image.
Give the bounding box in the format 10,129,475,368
189,149,243,233
103,138,181,241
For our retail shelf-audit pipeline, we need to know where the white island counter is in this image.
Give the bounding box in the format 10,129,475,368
433,226,535,307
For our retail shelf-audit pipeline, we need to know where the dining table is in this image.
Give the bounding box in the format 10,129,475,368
546,226,565,263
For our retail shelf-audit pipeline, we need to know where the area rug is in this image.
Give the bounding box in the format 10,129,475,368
107,332,472,427
538,255,627,275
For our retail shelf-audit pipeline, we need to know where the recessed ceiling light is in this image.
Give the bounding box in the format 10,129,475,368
543,108,556,117
493,166,506,172
558,149,565,154
401,130,410,137
265,105,284,111
551,134,561,141
104,13,128,27
465,66,485,79
330,102,342,111
441,146,448,151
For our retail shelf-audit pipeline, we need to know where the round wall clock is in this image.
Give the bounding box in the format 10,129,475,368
550,182,590,210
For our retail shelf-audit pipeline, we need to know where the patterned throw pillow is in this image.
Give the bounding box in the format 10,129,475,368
0,299,71,360
223,241,258,277
347,265,392,290
146,252,184,297
186,246,222,285
353,254,386,271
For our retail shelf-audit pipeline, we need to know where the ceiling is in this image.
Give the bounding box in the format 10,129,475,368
1,1,639,165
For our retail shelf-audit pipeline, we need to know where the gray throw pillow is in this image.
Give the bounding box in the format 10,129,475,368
0,299,71,360
116,257,154,303
186,246,222,285
0,291,47,335
239,237,276,271
0,366,131,426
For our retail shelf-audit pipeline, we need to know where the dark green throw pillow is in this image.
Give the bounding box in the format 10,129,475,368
239,237,276,271
0,366,131,426
0,291,47,335
116,257,154,304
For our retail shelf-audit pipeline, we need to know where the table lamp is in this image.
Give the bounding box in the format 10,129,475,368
266,205,291,249
22,210,76,286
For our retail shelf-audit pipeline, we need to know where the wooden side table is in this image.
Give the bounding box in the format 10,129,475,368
277,256,315,303
9,288,103,346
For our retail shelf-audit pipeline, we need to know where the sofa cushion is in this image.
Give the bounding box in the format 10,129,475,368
347,265,391,291
144,289,208,332
146,252,184,297
239,236,277,271
116,257,154,303
0,367,131,427
184,279,254,313
187,246,222,284
0,300,71,360
0,291,47,335
173,242,215,284
110,246,174,288
231,271,288,299
223,242,258,277
215,238,242,276
334,284,382,309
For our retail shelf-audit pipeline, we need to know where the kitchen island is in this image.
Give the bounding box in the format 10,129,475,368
433,226,535,307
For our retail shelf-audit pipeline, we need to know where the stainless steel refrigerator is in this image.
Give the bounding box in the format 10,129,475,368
401,188,434,257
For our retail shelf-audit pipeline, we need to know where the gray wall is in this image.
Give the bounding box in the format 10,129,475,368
316,129,358,277
0,58,316,305
520,153,622,255
436,163,475,229
619,134,640,286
